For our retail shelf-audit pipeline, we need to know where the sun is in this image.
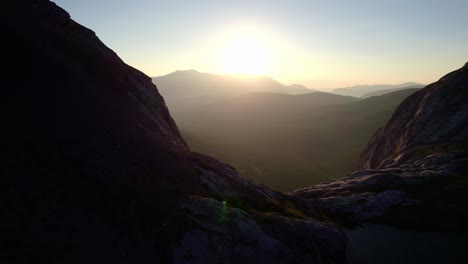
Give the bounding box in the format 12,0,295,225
222,35,270,75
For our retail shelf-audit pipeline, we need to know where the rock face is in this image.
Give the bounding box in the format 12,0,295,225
356,63,468,170
2,1,345,263
293,63,468,230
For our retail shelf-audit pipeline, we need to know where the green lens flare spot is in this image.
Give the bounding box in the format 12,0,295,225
222,200,227,206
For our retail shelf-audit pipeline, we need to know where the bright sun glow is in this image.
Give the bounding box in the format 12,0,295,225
222,35,270,75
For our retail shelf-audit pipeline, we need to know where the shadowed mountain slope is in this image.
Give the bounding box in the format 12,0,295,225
175,89,418,191
2,1,345,263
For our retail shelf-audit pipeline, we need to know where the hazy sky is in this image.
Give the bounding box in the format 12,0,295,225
55,0,468,89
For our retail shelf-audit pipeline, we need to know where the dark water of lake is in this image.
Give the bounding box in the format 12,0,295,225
345,224,468,264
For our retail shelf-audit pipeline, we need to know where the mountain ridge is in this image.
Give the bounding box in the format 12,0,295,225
360,85,423,98
332,82,424,97
152,70,317,111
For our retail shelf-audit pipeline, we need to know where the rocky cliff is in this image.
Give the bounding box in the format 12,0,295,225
356,63,468,170
293,63,468,230
1,1,345,263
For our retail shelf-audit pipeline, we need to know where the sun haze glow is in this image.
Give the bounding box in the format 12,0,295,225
55,0,468,89
222,35,270,75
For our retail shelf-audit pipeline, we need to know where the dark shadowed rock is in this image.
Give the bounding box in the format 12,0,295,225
1,0,346,263
293,63,468,230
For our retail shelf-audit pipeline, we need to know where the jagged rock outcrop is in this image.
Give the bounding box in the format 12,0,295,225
1,1,346,263
293,63,468,230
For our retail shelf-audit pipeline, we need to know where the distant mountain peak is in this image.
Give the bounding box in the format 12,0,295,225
152,70,315,110
172,69,200,74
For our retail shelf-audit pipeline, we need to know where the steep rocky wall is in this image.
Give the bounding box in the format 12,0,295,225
1,1,346,263
293,63,468,230
356,63,468,170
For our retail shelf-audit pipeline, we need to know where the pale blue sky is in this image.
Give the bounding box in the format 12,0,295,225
55,0,468,89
